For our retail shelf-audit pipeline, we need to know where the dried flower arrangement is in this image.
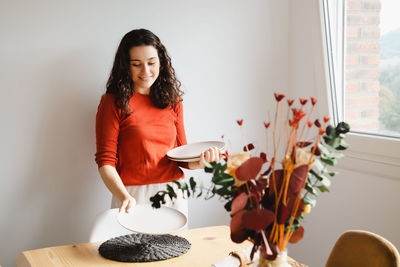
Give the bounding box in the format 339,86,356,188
150,93,350,261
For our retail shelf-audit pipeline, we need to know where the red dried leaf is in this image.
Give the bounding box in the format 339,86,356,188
244,143,255,151
311,97,317,106
289,226,304,243
231,192,248,215
323,116,330,123
314,119,321,128
311,145,321,156
287,99,294,106
259,152,268,163
243,209,275,231
299,98,308,105
235,157,264,181
285,191,297,215
230,209,246,233
274,93,285,102
296,141,312,148
307,121,313,128
236,119,243,126
319,128,326,135
277,204,290,224
231,229,248,243
264,122,271,129
261,190,275,210
269,169,284,194
289,165,308,194
285,191,303,217
249,192,260,205
221,134,224,139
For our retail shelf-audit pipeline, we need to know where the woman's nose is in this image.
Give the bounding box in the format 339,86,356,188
141,64,150,74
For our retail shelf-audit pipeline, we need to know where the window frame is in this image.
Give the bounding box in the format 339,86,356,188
319,0,400,179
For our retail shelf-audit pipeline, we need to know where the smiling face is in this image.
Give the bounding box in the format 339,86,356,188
129,45,160,94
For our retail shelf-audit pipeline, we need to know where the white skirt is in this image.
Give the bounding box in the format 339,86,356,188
111,181,188,217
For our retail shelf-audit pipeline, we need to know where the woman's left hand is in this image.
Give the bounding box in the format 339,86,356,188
189,146,222,169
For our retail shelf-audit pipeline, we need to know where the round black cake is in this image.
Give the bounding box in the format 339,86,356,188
98,233,191,262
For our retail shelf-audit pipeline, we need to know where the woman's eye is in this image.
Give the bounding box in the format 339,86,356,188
148,62,155,65
132,64,140,67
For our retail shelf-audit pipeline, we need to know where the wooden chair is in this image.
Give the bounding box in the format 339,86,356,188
325,230,400,267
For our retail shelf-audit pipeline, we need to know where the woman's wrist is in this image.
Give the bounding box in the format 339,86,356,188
188,161,202,170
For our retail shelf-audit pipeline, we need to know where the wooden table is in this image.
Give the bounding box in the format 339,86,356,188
16,225,252,267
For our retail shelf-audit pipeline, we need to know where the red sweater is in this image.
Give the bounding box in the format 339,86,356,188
95,93,187,185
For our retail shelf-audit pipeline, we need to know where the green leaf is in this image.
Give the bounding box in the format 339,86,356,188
330,151,344,159
320,156,337,166
196,180,204,197
224,200,232,212
212,175,222,184
213,162,221,173
220,172,234,179
336,139,349,150
214,177,234,186
323,135,333,144
336,122,350,134
166,184,177,200
205,167,213,173
220,163,228,171
331,138,341,149
150,192,166,209
181,182,188,190
216,187,232,196
326,125,336,136
310,169,331,187
317,185,330,192
328,172,337,176
189,177,197,192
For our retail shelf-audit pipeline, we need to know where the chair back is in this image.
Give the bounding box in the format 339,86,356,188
88,208,133,242
325,230,400,267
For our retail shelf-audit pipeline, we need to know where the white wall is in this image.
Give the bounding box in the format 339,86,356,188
287,1,400,266
0,1,289,266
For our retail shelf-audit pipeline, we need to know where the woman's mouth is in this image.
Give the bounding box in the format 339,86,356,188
139,76,152,81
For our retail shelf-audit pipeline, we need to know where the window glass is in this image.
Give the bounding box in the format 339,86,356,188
326,0,400,138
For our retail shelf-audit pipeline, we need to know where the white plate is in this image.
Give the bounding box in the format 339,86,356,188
117,204,188,235
167,156,200,163
167,141,225,159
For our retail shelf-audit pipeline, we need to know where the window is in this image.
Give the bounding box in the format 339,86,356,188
321,0,400,179
323,0,400,138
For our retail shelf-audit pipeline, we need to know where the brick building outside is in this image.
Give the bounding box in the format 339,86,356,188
345,0,381,132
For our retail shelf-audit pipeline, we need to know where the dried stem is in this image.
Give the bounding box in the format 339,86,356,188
240,126,249,152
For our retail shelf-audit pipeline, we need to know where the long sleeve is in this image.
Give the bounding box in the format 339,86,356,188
95,94,120,168
174,101,189,169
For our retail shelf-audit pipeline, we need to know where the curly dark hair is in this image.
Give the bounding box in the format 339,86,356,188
106,29,183,116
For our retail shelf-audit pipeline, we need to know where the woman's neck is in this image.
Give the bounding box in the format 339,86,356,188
133,87,150,95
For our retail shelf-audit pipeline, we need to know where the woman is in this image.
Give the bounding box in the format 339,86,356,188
95,29,220,215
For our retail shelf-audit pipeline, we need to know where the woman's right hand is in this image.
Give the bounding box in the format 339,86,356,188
119,195,136,213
